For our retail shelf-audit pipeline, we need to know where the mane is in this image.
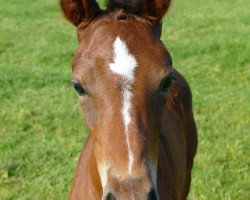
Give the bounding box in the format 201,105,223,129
106,0,143,13
106,0,172,20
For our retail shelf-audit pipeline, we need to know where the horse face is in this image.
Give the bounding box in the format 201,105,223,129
61,0,172,199
72,16,172,199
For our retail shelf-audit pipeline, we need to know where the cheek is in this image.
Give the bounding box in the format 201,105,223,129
153,99,166,119
80,98,98,131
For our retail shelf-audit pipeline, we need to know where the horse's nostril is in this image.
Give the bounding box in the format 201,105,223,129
105,192,116,200
148,188,158,200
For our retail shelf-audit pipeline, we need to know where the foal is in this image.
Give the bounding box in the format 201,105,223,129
60,0,197,199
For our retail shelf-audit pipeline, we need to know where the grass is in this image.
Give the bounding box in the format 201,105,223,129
0,0,249,199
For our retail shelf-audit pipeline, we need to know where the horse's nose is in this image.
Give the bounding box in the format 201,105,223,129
103,188,158,200
104,192,117,200
102,171,158,200
148,188,158,200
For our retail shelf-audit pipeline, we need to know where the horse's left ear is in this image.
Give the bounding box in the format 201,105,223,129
60,0,101,26
142,0,171,20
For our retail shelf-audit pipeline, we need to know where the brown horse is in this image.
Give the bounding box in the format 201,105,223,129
60,0,197,199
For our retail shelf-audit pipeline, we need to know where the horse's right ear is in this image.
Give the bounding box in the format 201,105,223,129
60,0,101,26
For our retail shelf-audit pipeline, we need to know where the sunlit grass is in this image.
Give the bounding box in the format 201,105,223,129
0,0,249,199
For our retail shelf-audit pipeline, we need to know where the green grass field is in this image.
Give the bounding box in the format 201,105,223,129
0,0,249,199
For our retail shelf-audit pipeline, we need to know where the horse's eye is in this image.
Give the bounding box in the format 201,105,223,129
73,82,88,96
160,76,173,93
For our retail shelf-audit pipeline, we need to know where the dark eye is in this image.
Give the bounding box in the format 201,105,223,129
160,75,174,93
73,82,88,96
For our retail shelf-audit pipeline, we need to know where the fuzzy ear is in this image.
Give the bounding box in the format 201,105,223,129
143,0,171,19
60,0,101,26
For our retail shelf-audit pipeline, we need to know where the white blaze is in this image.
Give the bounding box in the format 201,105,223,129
109,37,137,174
109,37,137,81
